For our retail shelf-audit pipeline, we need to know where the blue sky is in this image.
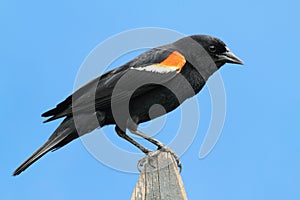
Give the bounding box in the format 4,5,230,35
1,0,300,199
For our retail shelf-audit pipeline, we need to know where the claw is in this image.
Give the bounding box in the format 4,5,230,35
159,146,182,173
137,147,182,173
137,157,146,172
137,151,157,172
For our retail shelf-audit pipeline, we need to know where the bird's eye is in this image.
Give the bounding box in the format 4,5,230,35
209,45,216,53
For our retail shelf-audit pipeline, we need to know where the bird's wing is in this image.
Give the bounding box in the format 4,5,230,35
42,48,186,122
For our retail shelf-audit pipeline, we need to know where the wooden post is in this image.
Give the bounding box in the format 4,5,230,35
131,151,188,200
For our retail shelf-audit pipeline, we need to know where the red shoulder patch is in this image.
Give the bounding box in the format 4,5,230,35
158,51,186,73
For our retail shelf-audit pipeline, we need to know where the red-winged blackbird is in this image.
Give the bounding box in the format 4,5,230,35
13,35,243,176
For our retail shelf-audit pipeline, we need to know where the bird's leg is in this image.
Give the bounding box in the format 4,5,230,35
128,128,182,172
115,126,150,154
115,126,157,171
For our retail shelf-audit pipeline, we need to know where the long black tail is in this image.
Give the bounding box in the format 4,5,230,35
13,117,78,176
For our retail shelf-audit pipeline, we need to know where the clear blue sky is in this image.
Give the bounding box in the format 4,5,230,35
1,1,300,199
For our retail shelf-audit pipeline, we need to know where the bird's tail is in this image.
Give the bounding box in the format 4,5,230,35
13,117,78,176
13,140,57,176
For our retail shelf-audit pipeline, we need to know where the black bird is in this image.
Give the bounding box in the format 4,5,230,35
13,35,243,176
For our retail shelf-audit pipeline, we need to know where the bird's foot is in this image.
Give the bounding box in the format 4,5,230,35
158,146,182,173
137,151,158,172
137,147,182,173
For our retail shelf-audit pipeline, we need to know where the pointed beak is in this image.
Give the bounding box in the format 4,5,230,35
218,47,244,65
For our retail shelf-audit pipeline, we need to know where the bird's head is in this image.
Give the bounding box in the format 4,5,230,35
190,35,244,68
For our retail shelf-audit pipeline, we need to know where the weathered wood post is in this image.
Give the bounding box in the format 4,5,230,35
131,151,188,200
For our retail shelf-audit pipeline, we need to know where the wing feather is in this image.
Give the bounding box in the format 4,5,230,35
42,48,186,122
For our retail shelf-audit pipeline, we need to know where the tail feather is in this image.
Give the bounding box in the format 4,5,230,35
13,140,56,176
13,112,104,176
13,118,77,176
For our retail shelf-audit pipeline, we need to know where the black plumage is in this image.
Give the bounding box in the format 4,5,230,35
13,34,243,176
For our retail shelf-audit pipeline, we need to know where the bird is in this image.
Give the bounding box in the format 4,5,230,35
13,34,243,176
